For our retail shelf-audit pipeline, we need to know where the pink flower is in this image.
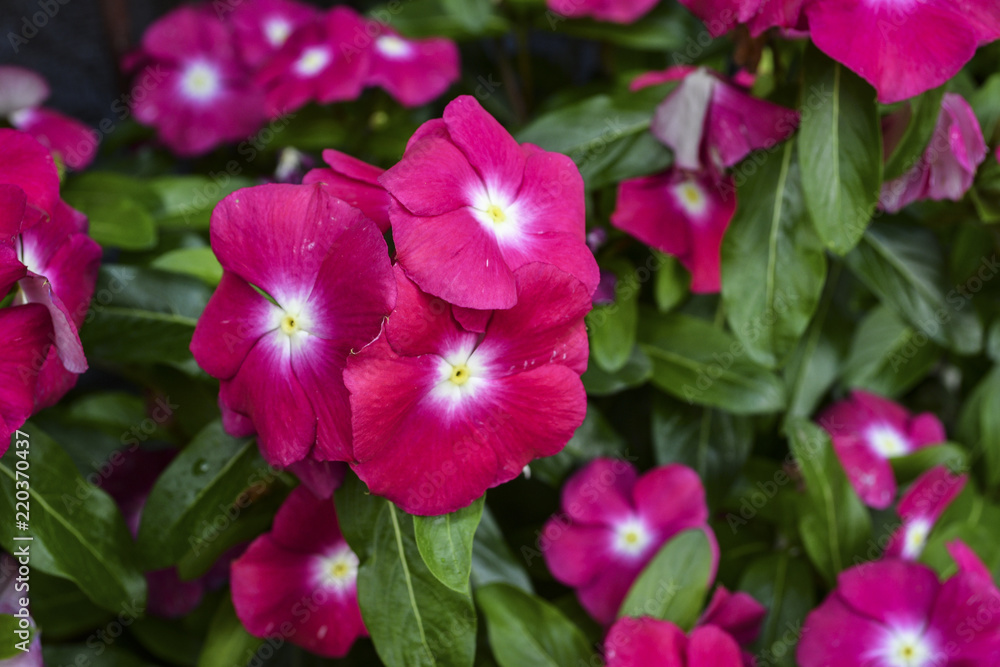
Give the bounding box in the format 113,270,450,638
344,263,590,516
0,66,97,170
675,0,806,38
303,149,390,232
604,617,744,666
231,486,366,658
880,93,988,213
798,545,1000,666
0,306,52,456
884,466,966,561
699,585,768,649
805,0,1000,104
611,166,736,293
362,23,459,107
255,8,369,117
380,95,598,310
131,5,266,156
228,0,320,69
190,183,396,467
647,67,799,173
546,0,660,24
817,390,947,510
541,459,718,625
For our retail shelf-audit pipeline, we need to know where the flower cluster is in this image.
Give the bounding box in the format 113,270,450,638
0,129,100,455
675,0,999,103
0,67,97,170
611,66,798,293
128,0,460,155
192,95,597,516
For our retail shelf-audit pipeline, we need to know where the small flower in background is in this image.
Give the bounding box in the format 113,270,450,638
604,587,766,667
362,22,460,108
546,0,660,24
542,458,717,625
611,167,735,294
255,7,369,118
880,93,988,213
884,466,967,561
817,390,947,509
228,0,320,69
675,0,805,38
647,67,799,174
381,95,598,310
130,5,266,156
190,183,396,467
0,66,98,170
231,486,366,658
805,0,1000,103
798,542,1000,666
345,263,590,516
303,149,390,232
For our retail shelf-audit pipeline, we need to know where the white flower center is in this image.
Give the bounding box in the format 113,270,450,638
430,342,487,407
376,35,414,59
613,517,653,557
179,62,221,102
315,545,359,592
867,425,910,458
875,627,937,667
264,18,292,47
671,179,708,217
294,46,331,77
901,518,932,560
469,185,521,243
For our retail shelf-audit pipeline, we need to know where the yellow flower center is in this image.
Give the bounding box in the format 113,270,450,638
680,183,702,206
450,364,471,385
486,204,507,224
280,315,299,335
330,561,349,579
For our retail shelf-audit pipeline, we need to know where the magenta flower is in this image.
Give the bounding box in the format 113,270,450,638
541,459,718,625
880,93,988,213
817,390,947,509
0,66,97,170
190,183,396,467
611,166,735,293
303,149,389,232
231,486,366,658
806,0,1000,104
604,617,743,666
675,0,805,38
798,545,1000,666
0,306,52,455
646,67,799,173
546,0,660,23
699,585,767,649
344,262,590,516
228,0,320,69
255,8,368,117
380,95,599,310
130,5,266,156
362,23,459,107
885,466,967,561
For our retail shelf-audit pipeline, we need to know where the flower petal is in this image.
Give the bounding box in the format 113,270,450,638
442,95,526,203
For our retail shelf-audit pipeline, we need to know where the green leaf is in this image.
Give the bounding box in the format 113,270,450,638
336,473,385,560
148,175,253,229
958,367,1000,489
651,393,752,502
846,223,982,355
359,502,477,667
654,253,689,312
477,584,594,667
517,85,672,189
618,530,714,630
414,497,484,593
197,595,263,667
0,426,146,613
883,86,946,181
889,444,968,486
151,247,223,286
581,345,652,396
62,172,160,250
738,554,816,667
545,2,695,52
0,614,30,659
842,305,941,398
43,644,158,667
786,418,871,584
440,0,495,32
638,311,787,414
722,138,827,368
799,46,882,254
137,421,275,570
971,154,1000,223
31,570,111,640
471,508,533,593
587,258,639,372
